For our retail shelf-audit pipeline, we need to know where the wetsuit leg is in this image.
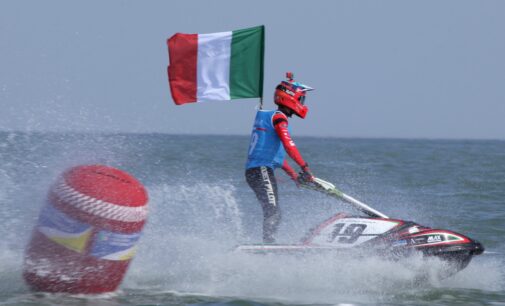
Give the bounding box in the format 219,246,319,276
245,166,280,243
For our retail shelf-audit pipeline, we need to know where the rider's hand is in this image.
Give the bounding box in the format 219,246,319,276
299,164,314,183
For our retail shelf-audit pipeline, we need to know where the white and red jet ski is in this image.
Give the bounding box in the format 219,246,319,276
237,178,484,279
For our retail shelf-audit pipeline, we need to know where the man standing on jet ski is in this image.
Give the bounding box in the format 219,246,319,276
245,72,315,243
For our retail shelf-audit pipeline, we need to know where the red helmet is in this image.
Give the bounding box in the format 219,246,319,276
274,72,314,119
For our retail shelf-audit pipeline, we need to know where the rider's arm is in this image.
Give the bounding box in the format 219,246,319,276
282,159,298,181
272,112,308,169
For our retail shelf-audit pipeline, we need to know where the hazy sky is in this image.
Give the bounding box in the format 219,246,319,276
1,0,504,139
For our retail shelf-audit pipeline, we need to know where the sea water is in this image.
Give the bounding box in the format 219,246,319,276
0,132,504,305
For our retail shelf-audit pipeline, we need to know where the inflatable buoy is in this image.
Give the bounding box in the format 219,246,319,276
23,165,148,294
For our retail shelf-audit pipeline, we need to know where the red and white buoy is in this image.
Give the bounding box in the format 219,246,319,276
23,165,148,294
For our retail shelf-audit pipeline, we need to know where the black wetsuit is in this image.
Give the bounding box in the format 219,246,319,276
245,166,280,243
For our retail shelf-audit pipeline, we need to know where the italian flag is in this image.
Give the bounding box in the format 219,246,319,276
167,25,264,105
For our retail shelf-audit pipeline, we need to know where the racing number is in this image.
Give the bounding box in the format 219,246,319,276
328,223,367,244
248,132,259,155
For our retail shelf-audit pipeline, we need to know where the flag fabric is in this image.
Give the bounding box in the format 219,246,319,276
167,25,264,105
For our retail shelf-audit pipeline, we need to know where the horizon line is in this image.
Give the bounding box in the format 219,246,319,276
0,129,504,142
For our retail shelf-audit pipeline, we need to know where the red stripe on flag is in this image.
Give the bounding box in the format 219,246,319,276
167,33,198,104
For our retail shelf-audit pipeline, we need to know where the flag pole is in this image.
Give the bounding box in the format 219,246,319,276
259,25,265,110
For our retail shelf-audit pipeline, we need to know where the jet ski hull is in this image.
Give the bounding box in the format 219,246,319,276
237,214,484,279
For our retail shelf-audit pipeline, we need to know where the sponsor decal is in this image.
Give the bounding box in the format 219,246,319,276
409,234,445,245
261,167,276,207
427,235,443,243
37,203,92,253
90,230,141,261
410,237,427,245
392,239,408,247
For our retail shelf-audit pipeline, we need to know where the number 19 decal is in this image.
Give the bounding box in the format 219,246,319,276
328,223,367,244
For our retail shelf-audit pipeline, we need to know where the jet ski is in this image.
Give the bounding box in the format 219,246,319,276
237,178,484,279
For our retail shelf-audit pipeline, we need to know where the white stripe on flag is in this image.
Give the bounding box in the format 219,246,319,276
197,31,232,102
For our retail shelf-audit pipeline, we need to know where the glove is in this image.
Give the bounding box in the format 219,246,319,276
298,164,314,183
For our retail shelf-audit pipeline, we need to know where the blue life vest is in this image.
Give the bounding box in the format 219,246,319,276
245,110,287,169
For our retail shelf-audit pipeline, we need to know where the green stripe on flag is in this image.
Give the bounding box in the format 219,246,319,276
229,25,264,99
